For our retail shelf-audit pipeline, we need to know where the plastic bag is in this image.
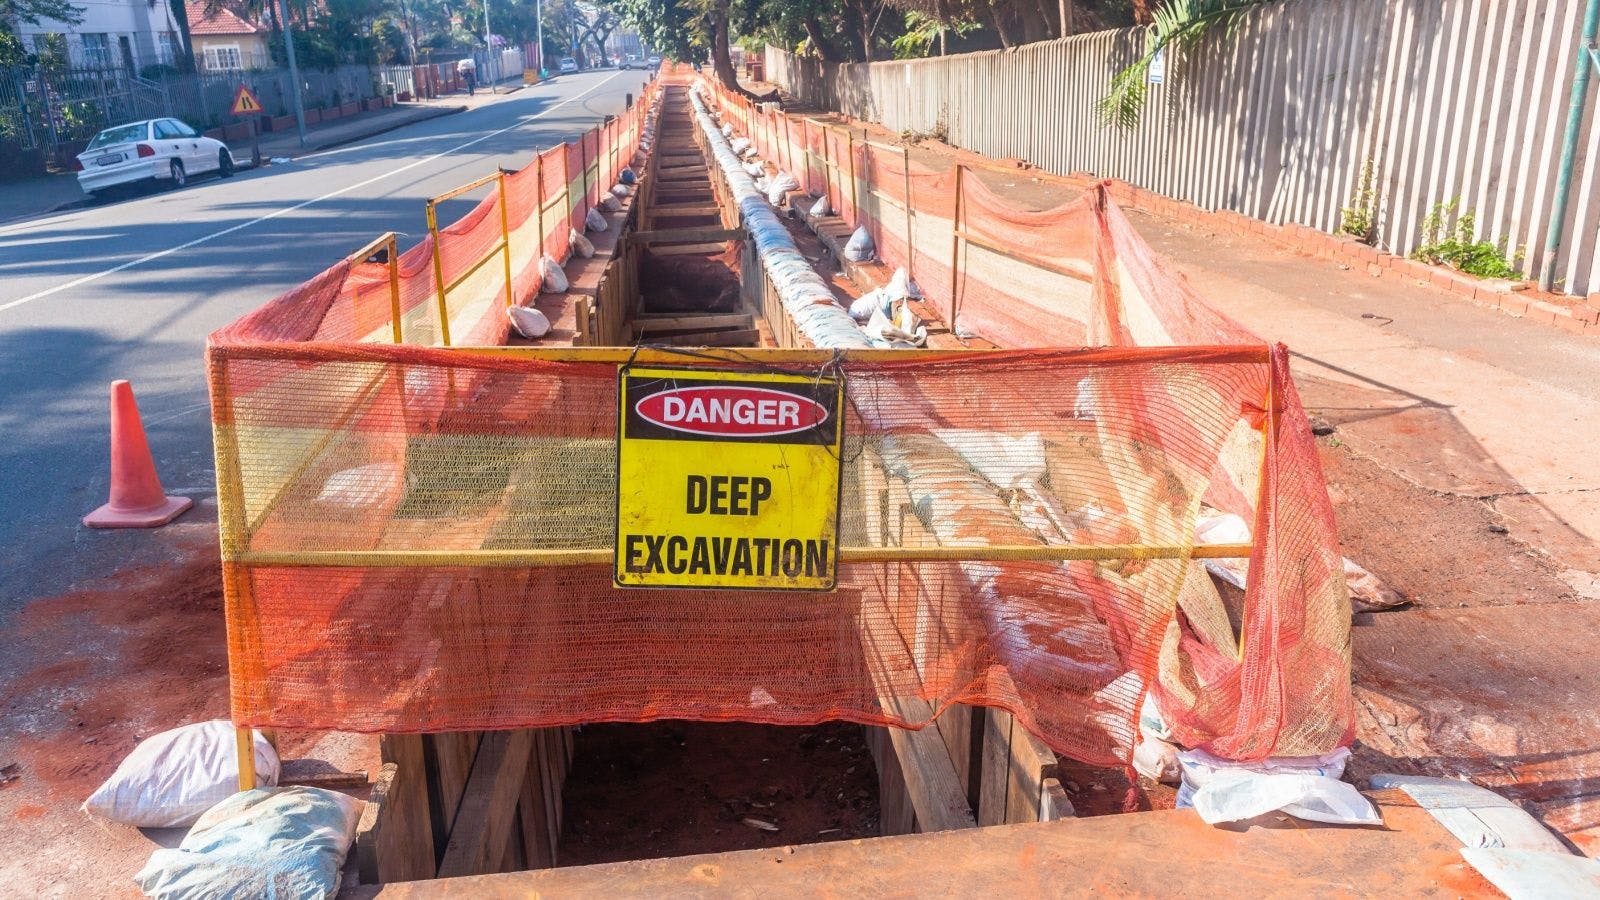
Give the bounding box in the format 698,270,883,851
766,172,800,206
585,207,608,232
1133,737,1182,784
83,721,279,828
313,463,403,512
1192,772,1382,826
134,787,362,900
1177,747,1370,825
810,194,832,217
619,166,637,185
569,228,595,259
844,225,876,262
507,305,552,339
539,254,568,293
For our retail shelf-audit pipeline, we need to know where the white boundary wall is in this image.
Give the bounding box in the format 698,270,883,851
767,0,1600,298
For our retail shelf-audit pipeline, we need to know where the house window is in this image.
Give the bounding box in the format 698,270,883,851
80,33,112,68
204,44,243,71
157,32,178,66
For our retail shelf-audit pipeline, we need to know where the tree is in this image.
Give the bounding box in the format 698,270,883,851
1,0,84,66
1096,0,1269,128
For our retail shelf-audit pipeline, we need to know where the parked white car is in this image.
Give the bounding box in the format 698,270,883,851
74,118,236,197
557,57,579,74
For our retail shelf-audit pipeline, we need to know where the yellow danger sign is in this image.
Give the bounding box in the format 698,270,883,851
614,366,844,591
231,84,264,116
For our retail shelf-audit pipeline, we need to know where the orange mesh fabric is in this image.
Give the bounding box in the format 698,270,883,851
209,72,1353,768
211,342,1301,768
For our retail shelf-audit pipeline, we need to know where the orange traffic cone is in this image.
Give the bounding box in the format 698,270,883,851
83,380,193,528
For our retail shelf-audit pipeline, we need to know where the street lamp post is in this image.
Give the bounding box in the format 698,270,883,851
535,0,544,77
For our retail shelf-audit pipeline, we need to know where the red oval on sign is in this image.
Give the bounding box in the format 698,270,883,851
636,386,829,437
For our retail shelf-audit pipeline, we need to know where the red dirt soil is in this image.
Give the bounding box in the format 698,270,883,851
639,245,742,314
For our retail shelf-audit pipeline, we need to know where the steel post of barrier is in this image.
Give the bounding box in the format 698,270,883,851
535,152,545,262
425,202,451,346
847,132,858,225
236,726,255,791
498,172,513,308
950,164,964,330
902,144,915,281
562,142,573,234
818,121,833,215
580,131,590,215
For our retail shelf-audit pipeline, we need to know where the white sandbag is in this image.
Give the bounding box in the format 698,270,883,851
886,266,923,301
610,183,631,198
600,193,622,213
741,145,759,160
743,160,765,178
810,194,832,217
1345,557,1406,611
849,288,888,322
507,305,551,339
844,225,876,262
1133,736,1182,784
930,430,1047,489
730,136,750,154
83,721,279,828
134,787,362,900
1195,510,1252,590
585,206,608,232
569,228,595,259
619,166,637,185
1192,771,1381,826
766,172,800,206
721,123,735,137
313,463,402,511
539,254,569,293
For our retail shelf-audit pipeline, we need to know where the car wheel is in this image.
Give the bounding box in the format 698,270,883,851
218,149,235,177
169,159,187,188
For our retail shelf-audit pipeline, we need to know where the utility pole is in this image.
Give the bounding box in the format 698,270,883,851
483,0,496,93
276,0,306,147
535,0,544,76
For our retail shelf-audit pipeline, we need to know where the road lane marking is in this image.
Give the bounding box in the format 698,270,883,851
0,71,623,315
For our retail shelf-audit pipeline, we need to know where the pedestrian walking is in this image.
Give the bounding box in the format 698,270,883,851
458,57,478,95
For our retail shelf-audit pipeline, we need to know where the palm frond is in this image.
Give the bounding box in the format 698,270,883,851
1097,0,1274,129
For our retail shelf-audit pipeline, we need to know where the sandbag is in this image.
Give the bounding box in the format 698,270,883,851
600,194,622,213
844,225,875,262
83,721,279,828
569,228,595,259
507,305,551,339
619,166,637,185
611,183,631,198
766,172,800,206
585,207,608,232
539,254,568,293
809,194,832,217
886,266,923,301
849,288,888,323
134,787,362,900
313,463,402,512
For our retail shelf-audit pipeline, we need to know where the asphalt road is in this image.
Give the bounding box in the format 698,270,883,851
0,68,653,617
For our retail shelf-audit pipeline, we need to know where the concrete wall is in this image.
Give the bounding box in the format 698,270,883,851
766,0,1600,298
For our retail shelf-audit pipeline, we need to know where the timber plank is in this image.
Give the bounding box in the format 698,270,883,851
634,313,754,333
437,729,537,878
653,328,762,347
651,242,731,256
424,731,482,867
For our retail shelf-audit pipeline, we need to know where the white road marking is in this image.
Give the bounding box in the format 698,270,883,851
0,71,623,315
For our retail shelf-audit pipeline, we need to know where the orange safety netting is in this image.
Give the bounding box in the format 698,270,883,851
208,70,1353,770
222,79,661,353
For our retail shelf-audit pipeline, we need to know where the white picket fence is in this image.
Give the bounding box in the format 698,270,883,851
767,0,1600,298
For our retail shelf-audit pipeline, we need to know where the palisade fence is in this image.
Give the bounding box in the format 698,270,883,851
766,0,1600,298
0,62,378,159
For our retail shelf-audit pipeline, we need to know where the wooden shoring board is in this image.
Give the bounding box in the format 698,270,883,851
357,736,436,884
634,312,754,332
437,729,537,878
649,241,730,256
648,328,761,347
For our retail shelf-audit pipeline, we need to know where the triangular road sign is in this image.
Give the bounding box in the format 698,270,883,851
231,83,264,117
